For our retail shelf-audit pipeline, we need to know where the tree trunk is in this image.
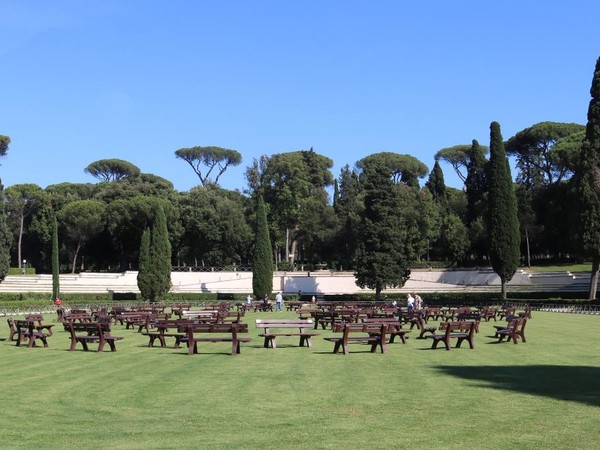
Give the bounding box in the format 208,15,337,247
501,278,507,300
17,214,24,268
72,240,81,274
589,257,599,300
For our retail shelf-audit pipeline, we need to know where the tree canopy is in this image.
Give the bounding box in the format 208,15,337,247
435,144,489,183
175,146,242,186
357,152,428,187
84,159,141,182
0,134,10,160
505,121,585,187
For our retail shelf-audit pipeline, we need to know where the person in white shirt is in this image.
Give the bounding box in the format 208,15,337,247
275,291,283,312
407,293,415,311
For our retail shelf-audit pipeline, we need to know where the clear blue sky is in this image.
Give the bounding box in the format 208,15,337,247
1,1,598,194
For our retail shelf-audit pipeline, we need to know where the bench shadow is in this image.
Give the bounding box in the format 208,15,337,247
435,365,600,407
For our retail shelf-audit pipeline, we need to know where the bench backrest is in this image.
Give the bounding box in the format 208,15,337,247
255,319,313,331
24,314,44,325
457,312,481,322
69,322,111,335
442,321,476,336
180,322,249,333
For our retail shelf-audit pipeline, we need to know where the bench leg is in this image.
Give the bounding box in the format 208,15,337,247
332,341,342,354
299,336,312,348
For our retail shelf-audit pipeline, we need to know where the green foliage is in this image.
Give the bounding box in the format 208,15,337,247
137,228,151,299
252,196,273,298
246,149,334,265
505,121,585,187
175,146,242,186
58,200,106,272
357,152,428,187
84,158,141,182
137,205,172,301
0,184,11,280
354,162,426,299
574,57,600,299
0,134,11,158
435,143,489,183
51,213,60,299
425,160,447,202
487,122,520,298
179,186,251,266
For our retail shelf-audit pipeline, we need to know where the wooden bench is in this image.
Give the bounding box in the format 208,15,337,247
323,323,389,355
362,318,411,344
15,319,51,348
62,312,93,324
480,307,498,322
67,322,124,352
255,319,320,348
135,312,172,333
456,312,481,332
415,315,437,339
426,321,477,350
494,317,527,344
7,318,19,341
179,323,251,356
142,319,197,348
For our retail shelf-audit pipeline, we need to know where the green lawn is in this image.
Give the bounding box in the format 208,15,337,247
1,311,599,449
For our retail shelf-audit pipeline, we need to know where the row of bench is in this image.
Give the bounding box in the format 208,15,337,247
7,314,527,355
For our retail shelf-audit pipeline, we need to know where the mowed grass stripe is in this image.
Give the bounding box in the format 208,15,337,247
1,311,599,449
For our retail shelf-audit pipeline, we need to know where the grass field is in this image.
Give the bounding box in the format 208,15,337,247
1,310,599,449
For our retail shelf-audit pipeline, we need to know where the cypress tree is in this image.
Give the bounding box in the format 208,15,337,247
575,57,600,299
137,228,151,300
51,213,60,300
0,181,10,281
150,204,172,299
487,122,520,299
252,196,273,299
137,205,171,302
425,160,447,203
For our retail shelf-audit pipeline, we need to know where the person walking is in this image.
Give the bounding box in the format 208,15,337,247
275,291,283,312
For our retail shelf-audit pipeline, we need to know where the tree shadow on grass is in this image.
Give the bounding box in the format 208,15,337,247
435,365,600,407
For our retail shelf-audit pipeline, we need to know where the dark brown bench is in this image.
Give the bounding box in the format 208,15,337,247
362,318,411,344
135,312,172,333
494,317,527,344
255,319,320,348
179,323,251,356
67,322,124,352
480,307,498,322
426,321,477,350
142,319,197,348
15,319,51,348
323,323,389,355
62,312,93,324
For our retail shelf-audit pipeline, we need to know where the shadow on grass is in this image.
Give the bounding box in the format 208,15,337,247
436,365,600,407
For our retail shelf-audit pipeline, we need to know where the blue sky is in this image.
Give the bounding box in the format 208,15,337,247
0,1,598,194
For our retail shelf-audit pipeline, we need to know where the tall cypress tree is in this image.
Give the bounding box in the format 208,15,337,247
252,196,273,299
487,122,520,299
575,57,600,299
51,213,60,300
137,205,171,302
151,204,172,299
0,181,11,281
137,228,151,300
